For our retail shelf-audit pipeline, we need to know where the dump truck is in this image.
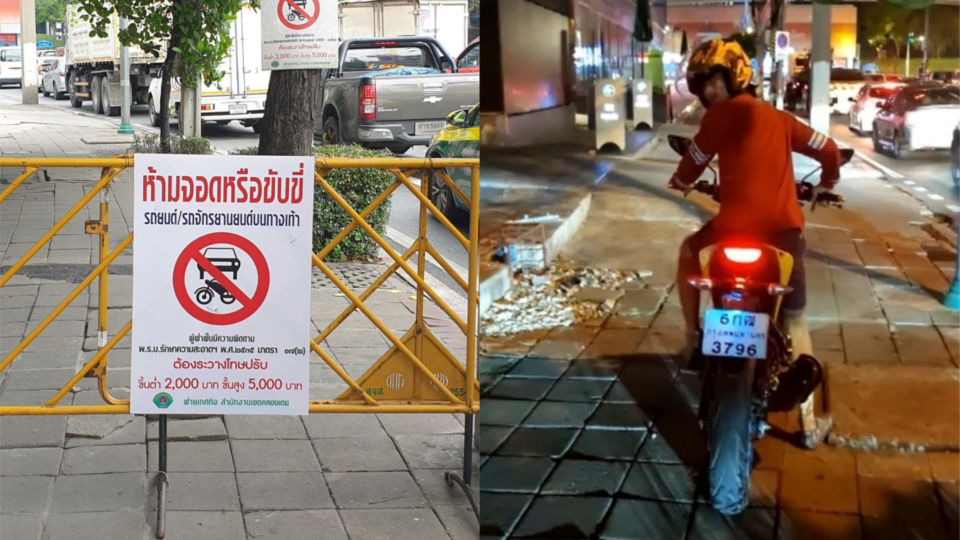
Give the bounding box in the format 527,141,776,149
64,4,165,114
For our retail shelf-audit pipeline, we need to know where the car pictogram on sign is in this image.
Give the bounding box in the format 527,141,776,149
198,246,241,279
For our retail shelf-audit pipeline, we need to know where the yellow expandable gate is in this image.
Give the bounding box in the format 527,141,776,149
0,155,479,416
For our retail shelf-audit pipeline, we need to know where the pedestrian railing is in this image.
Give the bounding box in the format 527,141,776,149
0,154,480,534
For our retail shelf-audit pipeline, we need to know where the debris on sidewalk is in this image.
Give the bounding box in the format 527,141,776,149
480,264,651,336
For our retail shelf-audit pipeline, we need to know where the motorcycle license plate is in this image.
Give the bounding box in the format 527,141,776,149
701,309,769,359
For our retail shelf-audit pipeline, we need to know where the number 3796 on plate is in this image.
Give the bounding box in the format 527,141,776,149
701,309,770,359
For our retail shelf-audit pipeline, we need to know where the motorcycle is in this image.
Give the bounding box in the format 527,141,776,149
194,279,236,306
667,134,854,515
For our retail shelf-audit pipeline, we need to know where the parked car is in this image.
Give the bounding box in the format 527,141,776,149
426,103,478,218
40,57,67,99
848,82,904,135
872,84,960,158
0,46,22,88
785,68,866,115
931,70,960,85
456,38,479,73
314,37,479,154
951,121,959,186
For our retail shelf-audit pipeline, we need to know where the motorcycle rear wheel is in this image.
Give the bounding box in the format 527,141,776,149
706,358,756,515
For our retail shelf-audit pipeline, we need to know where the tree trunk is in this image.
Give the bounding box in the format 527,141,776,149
159,6,180,153
257,69,324,156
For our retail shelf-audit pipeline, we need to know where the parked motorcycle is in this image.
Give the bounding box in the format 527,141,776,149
667,134,854,515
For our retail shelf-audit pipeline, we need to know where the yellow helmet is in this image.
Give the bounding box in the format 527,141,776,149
686,39,753,103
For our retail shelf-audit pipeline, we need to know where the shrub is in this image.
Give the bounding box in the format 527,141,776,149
129,133,213,155
311,144,395,262
228,146,260,155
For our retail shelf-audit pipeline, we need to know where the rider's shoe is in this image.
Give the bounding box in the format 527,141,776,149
801,414,834,449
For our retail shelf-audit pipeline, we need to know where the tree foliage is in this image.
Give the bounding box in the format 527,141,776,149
36,0,70,26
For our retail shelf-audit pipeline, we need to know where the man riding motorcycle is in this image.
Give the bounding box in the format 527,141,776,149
667,39,840,449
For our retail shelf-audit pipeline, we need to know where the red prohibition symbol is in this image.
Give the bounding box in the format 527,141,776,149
278,0,320,30
172,232,270,325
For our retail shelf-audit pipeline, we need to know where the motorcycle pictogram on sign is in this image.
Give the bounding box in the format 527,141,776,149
278,0,320,30
172,232,270,325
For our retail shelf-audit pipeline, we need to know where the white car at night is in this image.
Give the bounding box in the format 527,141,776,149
848,82,904,135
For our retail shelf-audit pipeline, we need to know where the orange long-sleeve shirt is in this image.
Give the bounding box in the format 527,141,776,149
674,93,841,233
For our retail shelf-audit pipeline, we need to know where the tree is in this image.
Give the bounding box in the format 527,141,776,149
257,70,324,156
72,0,252,152
36,0,70,27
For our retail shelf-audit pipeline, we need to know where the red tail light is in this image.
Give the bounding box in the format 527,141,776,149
360,83,376,120
723,247,762,264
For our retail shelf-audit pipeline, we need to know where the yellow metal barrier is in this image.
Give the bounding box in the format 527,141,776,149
0,155,479,416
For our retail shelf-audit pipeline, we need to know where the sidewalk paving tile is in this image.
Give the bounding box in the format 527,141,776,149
313,436,406,472
42,510,146,540
0,447,62,477
778,471,859,514
893,325,955,367
0,515,43,540
599,499,690,540
434,505,479,540
61,443,146,474
146,440,234,472
861,515,951,540
230,439,320,472
478,492,532,537
0,475,53,513
223,415,307,440
840,322,900,365
929,453,960,482
568,429,644,461
161,472,241,511
512,495,611,538
326,471,427,509
688,506,777,540
393,433,464,470
856,451,932,479
540,459,629,496
301,413,386,440
496,427,578,458
236,472,334,511
486,377,554,401
479,456,554,493
377,413,463,436
50,472,148,512
146,416,226,441
244,510,349,540
0,415,66,448
163,511,247,540
776,510,861,540
339,508,449,540
620,462,696,503
858,476,942,522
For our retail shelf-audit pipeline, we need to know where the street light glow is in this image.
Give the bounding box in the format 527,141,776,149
746,26,754,34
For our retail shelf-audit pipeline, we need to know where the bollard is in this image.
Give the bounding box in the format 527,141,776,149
943,216,960,310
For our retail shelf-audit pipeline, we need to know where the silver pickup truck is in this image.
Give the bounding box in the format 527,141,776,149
314,37,479,154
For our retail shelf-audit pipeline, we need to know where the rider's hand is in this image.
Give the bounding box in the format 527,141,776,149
810,184,833,212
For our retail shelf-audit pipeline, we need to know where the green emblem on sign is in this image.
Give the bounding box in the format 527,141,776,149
271,60,280,68
153,392,173,409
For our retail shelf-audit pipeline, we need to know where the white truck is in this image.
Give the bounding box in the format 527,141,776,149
64,4,165,114
338,0,469,58
145,6,270,131
339,0,419,41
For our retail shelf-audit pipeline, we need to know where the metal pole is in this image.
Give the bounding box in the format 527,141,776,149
118,17,134,134
155,416,169,539
906,41,910,77
942,217,960,310
922,7,930,77
19,0,39,104
809,3,831,133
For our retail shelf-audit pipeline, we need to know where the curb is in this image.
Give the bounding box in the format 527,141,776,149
478,192,594,315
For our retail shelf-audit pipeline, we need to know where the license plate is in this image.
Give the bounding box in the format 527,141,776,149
415,121,445,135
228,104,248,115
701,309,769,359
